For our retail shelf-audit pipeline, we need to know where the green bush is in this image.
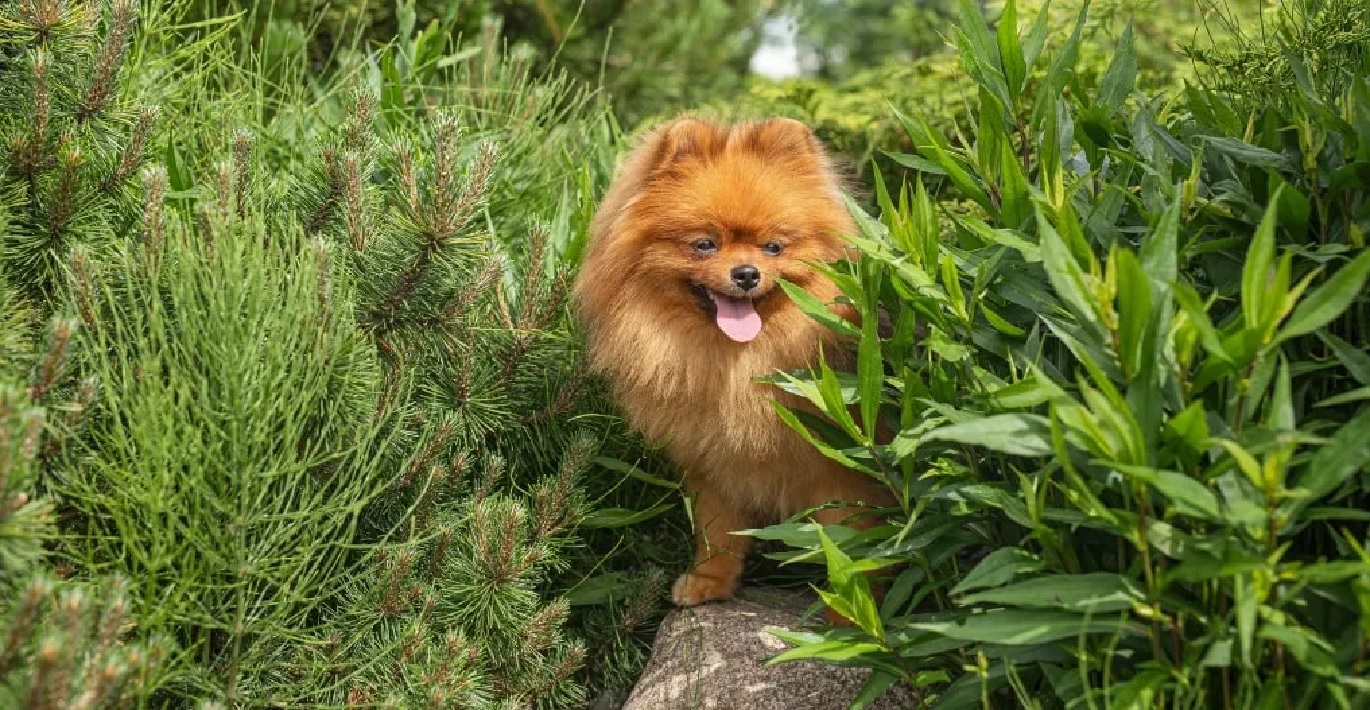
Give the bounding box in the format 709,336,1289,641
713,0,1267,191
2,0,674,706
761,1,1370,707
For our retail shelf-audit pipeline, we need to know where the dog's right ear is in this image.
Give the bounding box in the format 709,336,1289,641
644,117,722,174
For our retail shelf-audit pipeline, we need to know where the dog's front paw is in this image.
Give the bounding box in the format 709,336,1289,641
671,572,735,607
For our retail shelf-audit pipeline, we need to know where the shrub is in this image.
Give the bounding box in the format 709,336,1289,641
2,0,673,706
711,0,1267,191
761,1,1370,707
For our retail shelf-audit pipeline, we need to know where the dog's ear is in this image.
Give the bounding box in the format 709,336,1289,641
743,118,822,159
646,117,724,173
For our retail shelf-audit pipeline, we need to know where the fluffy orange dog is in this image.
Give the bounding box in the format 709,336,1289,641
574,116,895,610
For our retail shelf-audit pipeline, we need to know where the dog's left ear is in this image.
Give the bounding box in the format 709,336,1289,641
745,118,823,159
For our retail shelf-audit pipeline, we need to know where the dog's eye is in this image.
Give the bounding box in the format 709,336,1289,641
762,241,784,256
693,238,718,255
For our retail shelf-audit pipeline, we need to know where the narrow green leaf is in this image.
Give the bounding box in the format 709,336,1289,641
1296,409,1370,503
884,151,948,176
857,308,883,444
958,572,1143,612
1140,197,1180,291
767,639,886,666
1096,21,1137,109
772,402,872,474
593,456,680,489
909,608,1136,645
997,0,1027,97
1031,0,1089,126
1235,573,1258,666
1037,207,1104,337
1277,248,1370,342
1114,248,1152,380
924,413,1053,457
819,525,883,637
1242,186,1282,333
849,670,902,710
1112,464,1221,520
1020,0,1052,72
1202,136,1294,172
580,503,675,528
951,548,1044,595
778,279,860,338
1318,331,1370,385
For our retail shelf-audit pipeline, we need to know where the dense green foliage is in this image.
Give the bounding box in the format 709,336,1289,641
764,1,1370,707
0,0,671,706
3,0,1367,708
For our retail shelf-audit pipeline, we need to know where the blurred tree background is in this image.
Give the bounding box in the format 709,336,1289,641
186,0,1265,182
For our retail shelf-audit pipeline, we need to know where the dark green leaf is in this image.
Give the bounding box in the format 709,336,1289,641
1096,21,1137,110
1277,249,1370,342
958,572,1143,611
910,608,1138,645
580,503,675,528
951,548,1045,595
924,414,1053,457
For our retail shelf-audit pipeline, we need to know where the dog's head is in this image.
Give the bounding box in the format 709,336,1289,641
580,117,854,344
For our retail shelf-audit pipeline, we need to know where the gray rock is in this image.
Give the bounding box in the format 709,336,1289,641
620,586,920,710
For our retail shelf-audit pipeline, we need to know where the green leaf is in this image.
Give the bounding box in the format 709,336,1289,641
1020,0,1052,73
593,456,679,489
1111,464,1221,520
951,548,1044,595
767,638,887,666
779,279,860,338
1031,0,1088,126
884,151,948,176
1096,21,1137,110
1318,331,1370,385
1235,572,1258,666
1173,281,1231,364
1258,618,1340,678
857,315,883,445
580,503,675,528
1296,409,1370,502
850,670,902,710
894,108,992,211
1202,136,1294,172
964,572,1145,611
1242,187,1282,333
1114,248,1152,380
1299,561,1370,584
1140,197,1181,292
819,525,883,637
909,608,1137,645
924,413,1053,457
1037,207,1104,337
772,401,872,474
565,572,637,606
1277,248,1370,342
958,573,1143,612
997,0,1027,98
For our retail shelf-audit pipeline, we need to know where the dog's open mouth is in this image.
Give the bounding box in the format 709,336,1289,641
689,283,764,343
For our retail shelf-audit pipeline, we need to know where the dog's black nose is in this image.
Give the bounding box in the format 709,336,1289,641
730,265,761,291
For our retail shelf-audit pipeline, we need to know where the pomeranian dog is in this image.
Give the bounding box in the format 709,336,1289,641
573,116,895,613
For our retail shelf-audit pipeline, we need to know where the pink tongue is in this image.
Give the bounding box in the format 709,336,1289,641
710,293,762,342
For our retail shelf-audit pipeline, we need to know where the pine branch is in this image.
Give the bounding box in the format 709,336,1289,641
77,0,137,122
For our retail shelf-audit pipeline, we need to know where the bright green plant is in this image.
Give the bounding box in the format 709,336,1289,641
757,1,1370,707
2,0,674,706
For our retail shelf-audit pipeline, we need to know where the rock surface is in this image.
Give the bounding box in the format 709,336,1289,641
620,586,920,710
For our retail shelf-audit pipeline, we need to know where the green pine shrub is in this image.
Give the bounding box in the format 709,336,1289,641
757,1,1370,707
3,0,676,706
